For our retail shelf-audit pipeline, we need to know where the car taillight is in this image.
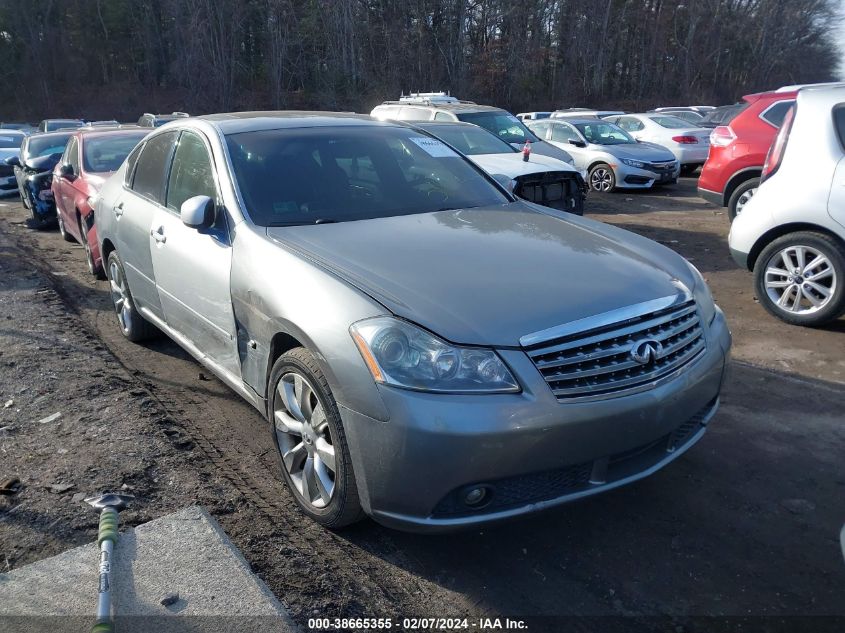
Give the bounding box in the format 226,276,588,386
761,104,795,183
671,135,698,144
709,126,735,147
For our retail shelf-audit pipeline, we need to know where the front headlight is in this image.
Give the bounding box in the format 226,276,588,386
350,317,519,393
686,262,716,325
621,158,645,169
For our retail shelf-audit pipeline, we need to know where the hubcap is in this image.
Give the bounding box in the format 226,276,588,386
590,168,613,192
108,260,133,333
735,187,756,216
273,372,336,509
764,245,836,315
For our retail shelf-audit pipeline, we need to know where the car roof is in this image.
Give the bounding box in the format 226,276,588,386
197,111,396,134
377,102,505,114
73,126,147,139
411,121,478,128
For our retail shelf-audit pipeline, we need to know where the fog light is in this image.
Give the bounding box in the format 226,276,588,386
464,486,487,507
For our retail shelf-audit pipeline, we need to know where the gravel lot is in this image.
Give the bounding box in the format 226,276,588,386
1,177,843,632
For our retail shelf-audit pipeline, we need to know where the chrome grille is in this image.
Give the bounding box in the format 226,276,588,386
524,298,705,400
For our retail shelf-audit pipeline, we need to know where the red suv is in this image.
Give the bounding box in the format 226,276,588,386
53,127,148,277
697,88,797,220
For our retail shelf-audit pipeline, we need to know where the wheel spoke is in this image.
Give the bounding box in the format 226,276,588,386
805,280,831,299
280,378,305,422
274,409,304,436
765,267,790,278
315,437,336,473
313,458,333,505
282,441,307,474
806,267,833,282
765,280,791,289
802,255,828,275
294,375,314,421
303,457,319,503
794,247,806,272
776,286,795,308
790,286,804,312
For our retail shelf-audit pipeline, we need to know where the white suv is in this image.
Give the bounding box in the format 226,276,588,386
728,84,845,327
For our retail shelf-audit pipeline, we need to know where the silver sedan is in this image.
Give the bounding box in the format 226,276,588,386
96,112,731,531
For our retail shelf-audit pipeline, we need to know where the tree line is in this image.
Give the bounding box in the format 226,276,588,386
0,0,840,121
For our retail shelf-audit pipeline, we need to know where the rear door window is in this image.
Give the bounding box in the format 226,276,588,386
760,100,795,128
529,121,550,138
130,131,178,204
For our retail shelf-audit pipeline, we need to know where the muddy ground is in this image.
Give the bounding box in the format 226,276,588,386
0,177,843,632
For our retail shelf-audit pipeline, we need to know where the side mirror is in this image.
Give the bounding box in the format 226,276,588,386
60,163,75,178
180,195,216,230
568,140,587,148
4,155,20,167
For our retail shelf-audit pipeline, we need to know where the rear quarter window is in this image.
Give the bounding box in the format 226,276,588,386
760,100,795,128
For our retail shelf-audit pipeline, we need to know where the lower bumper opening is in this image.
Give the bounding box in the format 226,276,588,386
430,397,718,519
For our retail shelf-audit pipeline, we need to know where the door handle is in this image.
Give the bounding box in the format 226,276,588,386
114,202,124,218
150,227,166,244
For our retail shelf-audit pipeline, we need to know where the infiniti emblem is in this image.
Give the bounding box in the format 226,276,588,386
630,339,664,366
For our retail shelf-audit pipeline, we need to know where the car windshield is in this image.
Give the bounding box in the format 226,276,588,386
45,120,83,132
456,111,539,144
649,116,694,129
572,121,635,145
26,133,72,159
0,134,22,149
225,125,508,226
419,125,516,155
82,132,147,173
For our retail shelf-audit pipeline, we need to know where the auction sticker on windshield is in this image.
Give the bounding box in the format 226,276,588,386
410,136,458,157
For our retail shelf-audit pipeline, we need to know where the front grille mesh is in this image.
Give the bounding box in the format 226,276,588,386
525,299,705,400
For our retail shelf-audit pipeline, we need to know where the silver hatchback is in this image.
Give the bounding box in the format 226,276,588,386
96,112,731,531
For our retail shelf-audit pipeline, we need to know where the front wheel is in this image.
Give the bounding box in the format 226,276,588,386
268,347,364,529
753,232,845,327
588,163,616,192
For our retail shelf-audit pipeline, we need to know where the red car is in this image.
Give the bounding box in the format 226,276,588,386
697,88,797,220
53,127,148,277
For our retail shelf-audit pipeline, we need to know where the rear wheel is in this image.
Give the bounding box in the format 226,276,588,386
589,163,616,192
680,164,699,177
753,232,845,327
268,347,364,529
728,178,758,221
106,251,158,341
57,212,74,242
80,217,104,279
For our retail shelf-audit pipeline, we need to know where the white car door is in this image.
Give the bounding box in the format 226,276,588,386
549,122,588,171
149,130,239,376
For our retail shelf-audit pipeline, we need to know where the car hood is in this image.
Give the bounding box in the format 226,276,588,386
266,202,695,346
469,153,578,178
511,139,575,165
594,142,676,161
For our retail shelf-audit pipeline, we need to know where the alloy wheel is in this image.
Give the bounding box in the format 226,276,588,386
735,187,756,216
763,245,836,315
590,168,613,192
273,371,337,509
108,260,134,334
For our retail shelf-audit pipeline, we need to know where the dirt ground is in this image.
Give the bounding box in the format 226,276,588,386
0,177,843,632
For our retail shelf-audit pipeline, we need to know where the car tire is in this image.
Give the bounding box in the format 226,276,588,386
57,212,74,242
728,178,758,221
268,347,364,529
588,163,616,192
106,251,158,342
753,231,845,327
80,217,105,279
680,165,699,177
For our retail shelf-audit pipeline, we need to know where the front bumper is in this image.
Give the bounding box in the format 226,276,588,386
341,308,731,532
614,162,680,189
